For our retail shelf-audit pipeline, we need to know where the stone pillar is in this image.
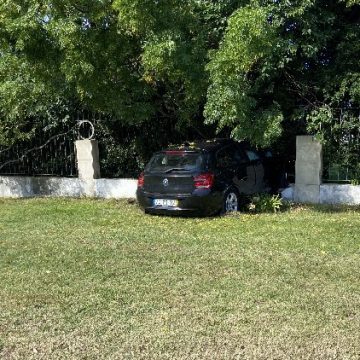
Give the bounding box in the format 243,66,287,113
75,140,101,196
76,140,101,180
294,136,322,204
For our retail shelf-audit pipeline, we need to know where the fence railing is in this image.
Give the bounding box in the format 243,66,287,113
321,109,360,184
0,112,101,177
323,164,359,184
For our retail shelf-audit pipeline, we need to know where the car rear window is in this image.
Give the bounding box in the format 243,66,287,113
146,151,204,173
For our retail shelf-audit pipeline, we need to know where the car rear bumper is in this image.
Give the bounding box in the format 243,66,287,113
136,189,222,216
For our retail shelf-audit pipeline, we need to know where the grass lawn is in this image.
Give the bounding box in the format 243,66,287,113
0,199,359,359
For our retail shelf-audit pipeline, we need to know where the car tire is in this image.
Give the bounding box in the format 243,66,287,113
222,188,240,214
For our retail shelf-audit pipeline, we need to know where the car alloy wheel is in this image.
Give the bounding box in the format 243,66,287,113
225,191,239,213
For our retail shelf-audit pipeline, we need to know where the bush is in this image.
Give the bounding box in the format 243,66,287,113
248,193,284,213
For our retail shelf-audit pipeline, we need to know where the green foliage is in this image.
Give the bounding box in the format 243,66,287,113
205,0,360,151
0,0,154,143
0,0,218,147
96,117,198,178
308,104,360,182
248,193,284,213
205,5,283,146
0,0,359,172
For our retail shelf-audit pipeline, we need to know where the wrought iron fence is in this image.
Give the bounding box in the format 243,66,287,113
0,121,78,177
322,108,360,184
323,164,358,183
0,110,143,178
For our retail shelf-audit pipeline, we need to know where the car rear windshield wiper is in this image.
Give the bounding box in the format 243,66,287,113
164,167,189,173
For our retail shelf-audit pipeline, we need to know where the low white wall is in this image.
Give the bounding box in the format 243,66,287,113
0,176,137,199
282,184,360,205
281,185,294,201
95,179,138,199
0,176,85,198
2,176,359,204
320,184,360,205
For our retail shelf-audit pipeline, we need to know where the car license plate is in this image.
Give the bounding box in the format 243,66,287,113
153,199,178,207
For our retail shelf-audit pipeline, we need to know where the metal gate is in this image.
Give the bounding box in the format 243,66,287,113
322,109,360,184
0,112,99,177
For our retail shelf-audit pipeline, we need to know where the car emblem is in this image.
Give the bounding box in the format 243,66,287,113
163,178,169,187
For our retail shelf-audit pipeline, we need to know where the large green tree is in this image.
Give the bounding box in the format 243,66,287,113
0,0,228,145
1,1,241,175
205,0,360,149
1,0,359,174
0,0,152,143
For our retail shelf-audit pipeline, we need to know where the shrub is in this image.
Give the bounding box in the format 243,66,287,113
248,193,283,213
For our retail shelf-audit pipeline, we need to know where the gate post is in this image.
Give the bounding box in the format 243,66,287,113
76,140,101,180
294,136,322,203
75,140,101,196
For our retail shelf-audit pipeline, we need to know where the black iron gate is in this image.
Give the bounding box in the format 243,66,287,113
322,109,360,184
0,121,78,177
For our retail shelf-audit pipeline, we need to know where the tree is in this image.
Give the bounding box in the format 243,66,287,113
0,0,154,145
0,1,231,147
205,0,360,149
1,0,359,177
1,1,240,176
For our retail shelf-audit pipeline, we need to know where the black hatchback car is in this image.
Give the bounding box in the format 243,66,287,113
137,139,271,216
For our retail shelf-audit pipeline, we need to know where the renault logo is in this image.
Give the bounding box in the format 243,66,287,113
163,178,169,187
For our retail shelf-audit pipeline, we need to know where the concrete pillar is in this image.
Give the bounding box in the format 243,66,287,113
294,136,322,204
75,140,100,196
75,140,101,180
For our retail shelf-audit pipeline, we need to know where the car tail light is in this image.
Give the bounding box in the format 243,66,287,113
138,172,145,188
194,173,214,189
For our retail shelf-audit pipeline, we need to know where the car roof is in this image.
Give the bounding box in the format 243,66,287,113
165,138,246,153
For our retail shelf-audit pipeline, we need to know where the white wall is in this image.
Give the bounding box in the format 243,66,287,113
2,176,359,204
282,184,360,205
95,179,138,199
320,184,360,205
0,176,138,199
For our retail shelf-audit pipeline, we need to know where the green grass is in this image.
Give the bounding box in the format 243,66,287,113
0,199,359,359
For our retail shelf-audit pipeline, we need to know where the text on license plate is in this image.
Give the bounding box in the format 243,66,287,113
153,199,178,207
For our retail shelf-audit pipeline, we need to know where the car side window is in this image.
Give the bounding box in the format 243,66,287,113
234,148,248,165
246,150,261,162
216,146,237,169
